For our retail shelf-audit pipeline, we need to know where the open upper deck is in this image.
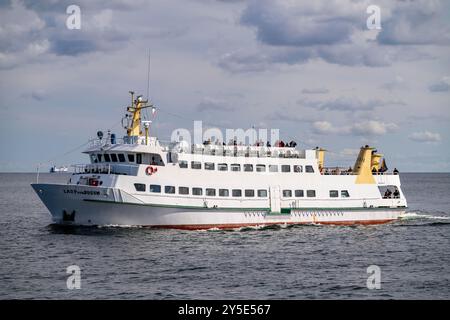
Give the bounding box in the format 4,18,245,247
85,135,309,159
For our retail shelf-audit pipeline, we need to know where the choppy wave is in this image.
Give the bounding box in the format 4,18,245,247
396,211,450,227
399,212,450,220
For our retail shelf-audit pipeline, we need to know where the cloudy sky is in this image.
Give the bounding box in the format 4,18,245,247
0,0,449,172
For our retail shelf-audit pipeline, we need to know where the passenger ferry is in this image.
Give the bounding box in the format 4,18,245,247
49,165,68,173
32,92,407,229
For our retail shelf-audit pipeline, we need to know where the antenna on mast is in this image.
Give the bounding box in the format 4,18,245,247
146,48,151,101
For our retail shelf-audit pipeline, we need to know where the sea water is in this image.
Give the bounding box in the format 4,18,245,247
0,173,449,299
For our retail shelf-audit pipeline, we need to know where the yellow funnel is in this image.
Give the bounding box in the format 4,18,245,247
316,148,326,169
353,145,376,184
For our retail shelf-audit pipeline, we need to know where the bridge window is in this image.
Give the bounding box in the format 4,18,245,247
281,165,291,173
306,190,316,197
219,189,229,197
165,186,176,194
232,189,242,197
150,184,161,193
90,154,97,163
305,165,314,173
295,190,304,197
134,183,146,192
245,189,255,197
293,165,303,173
283,190,292,198
244,164,253,172
118,154,125,162
218,163,228,171
231,164,241,172
192,187,203,196
149,153,165,166
179,187,189,195
136,153,142,164
104,154,111,162
269,165,278,172
206,188,216,196
257,190,268,197
127,154,135,163
191,161,201,169
179,161,188,168
329,190,339,198
341,190,350,198
97,154,103,162
110,154,118,162
256,164,266,172
205,162,215,170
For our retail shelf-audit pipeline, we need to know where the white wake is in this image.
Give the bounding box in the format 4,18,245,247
399,212,450,220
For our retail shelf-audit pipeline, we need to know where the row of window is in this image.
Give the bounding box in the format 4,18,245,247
92,153,166,166
92,153,136,163
133,184,351,198
330,190,350,198
179,161,314,173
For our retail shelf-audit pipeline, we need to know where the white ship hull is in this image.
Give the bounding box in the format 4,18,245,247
32,184,403,229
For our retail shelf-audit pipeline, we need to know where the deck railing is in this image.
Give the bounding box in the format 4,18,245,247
321,167,397,176
179,144,306,159
88,136,169,151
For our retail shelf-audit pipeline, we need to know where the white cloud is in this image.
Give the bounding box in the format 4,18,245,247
380,75,407,91
428,77,450,92
215,0,449,73
300,96,405,112
409,131,441,143
0,0,448,172
312,120,397,136
217,50,271,73
312,121,337,134
339,148,360,157
0,0,48,68
377,0,450,46
302,87,329,94
197,97,236,112
351,121,398,136
240,0,362,47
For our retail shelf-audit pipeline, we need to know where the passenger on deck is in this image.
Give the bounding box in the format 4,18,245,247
393,168,399,175
393,189,400,198
372,167,378,174
384,189,392,198
266,141,271,147
347,166,353,173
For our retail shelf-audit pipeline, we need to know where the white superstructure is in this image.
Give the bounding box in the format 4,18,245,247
32,92,407,229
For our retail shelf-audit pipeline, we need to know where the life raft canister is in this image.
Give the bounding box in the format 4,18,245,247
145,166,157,175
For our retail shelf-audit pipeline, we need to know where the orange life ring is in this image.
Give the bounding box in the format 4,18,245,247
145,166,155,175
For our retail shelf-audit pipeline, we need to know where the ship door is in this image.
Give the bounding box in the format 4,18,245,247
269,186,281,214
